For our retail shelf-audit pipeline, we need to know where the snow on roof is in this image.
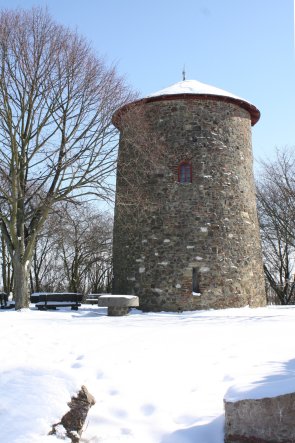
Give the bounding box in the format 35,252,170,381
113,79,260,126
146,79,260,126
147,79,243,101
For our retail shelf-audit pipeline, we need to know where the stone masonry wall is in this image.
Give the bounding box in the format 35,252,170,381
112,97,266,311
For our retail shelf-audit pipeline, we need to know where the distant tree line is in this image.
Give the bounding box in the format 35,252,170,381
0,201,113,296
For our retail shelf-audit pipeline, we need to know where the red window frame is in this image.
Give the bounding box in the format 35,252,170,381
178,161,192,183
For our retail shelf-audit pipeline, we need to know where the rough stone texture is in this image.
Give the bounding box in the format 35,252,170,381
108,306,129,316
97,295,139,316
97,295,139,307
50,385,95,442
224,392,295,443
112,95,266,312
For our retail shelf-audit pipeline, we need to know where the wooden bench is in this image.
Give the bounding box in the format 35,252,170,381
31,292,82,310
0,292,15,309
0,292,8,307
97,294,139,316
85,294,99,305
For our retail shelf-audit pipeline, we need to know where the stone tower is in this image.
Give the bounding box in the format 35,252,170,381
112,79,266,311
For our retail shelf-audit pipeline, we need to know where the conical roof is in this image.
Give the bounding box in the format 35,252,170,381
146,79,260,126
113,79,260,127
147,79,245,101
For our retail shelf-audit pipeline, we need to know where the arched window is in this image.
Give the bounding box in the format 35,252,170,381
178,161,192,183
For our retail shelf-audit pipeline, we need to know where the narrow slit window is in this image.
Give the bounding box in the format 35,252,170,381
192,267,200,294
178,161,192,183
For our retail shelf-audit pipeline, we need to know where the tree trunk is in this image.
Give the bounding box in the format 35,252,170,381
1,234,7,293
12,253,30,309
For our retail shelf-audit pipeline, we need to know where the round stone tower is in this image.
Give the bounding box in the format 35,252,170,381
112,79,266,311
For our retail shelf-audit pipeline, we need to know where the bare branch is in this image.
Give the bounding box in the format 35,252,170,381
0,7,135,308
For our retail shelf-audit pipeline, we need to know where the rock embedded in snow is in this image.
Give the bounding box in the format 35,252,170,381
224,380,295,443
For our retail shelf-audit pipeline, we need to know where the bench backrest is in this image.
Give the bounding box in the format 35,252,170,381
32,293,83,303
0,292,8,304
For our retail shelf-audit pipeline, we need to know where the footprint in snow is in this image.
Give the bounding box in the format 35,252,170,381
141,403,156,416
71,362,83,368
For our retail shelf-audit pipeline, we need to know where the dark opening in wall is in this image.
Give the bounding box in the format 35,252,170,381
192,267,200,294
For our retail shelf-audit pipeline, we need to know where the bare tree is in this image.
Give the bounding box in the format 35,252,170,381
29,215,60,293
0,230,13,294
55,203,112,294
257,148,295,304
28,202,112,295
0,8,134,308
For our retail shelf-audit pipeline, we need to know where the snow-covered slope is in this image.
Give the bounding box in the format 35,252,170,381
1,305,295,443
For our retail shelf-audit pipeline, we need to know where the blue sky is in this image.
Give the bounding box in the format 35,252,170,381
0,0,294,165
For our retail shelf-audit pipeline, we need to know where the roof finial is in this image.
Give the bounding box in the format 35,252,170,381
182,65,186,81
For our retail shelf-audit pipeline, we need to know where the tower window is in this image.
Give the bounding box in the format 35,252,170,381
178,161,192,183
192,267,200,294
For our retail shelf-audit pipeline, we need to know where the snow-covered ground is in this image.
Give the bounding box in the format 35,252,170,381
1,305,295,443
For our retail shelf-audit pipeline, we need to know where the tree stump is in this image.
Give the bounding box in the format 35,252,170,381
50,385,95,442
